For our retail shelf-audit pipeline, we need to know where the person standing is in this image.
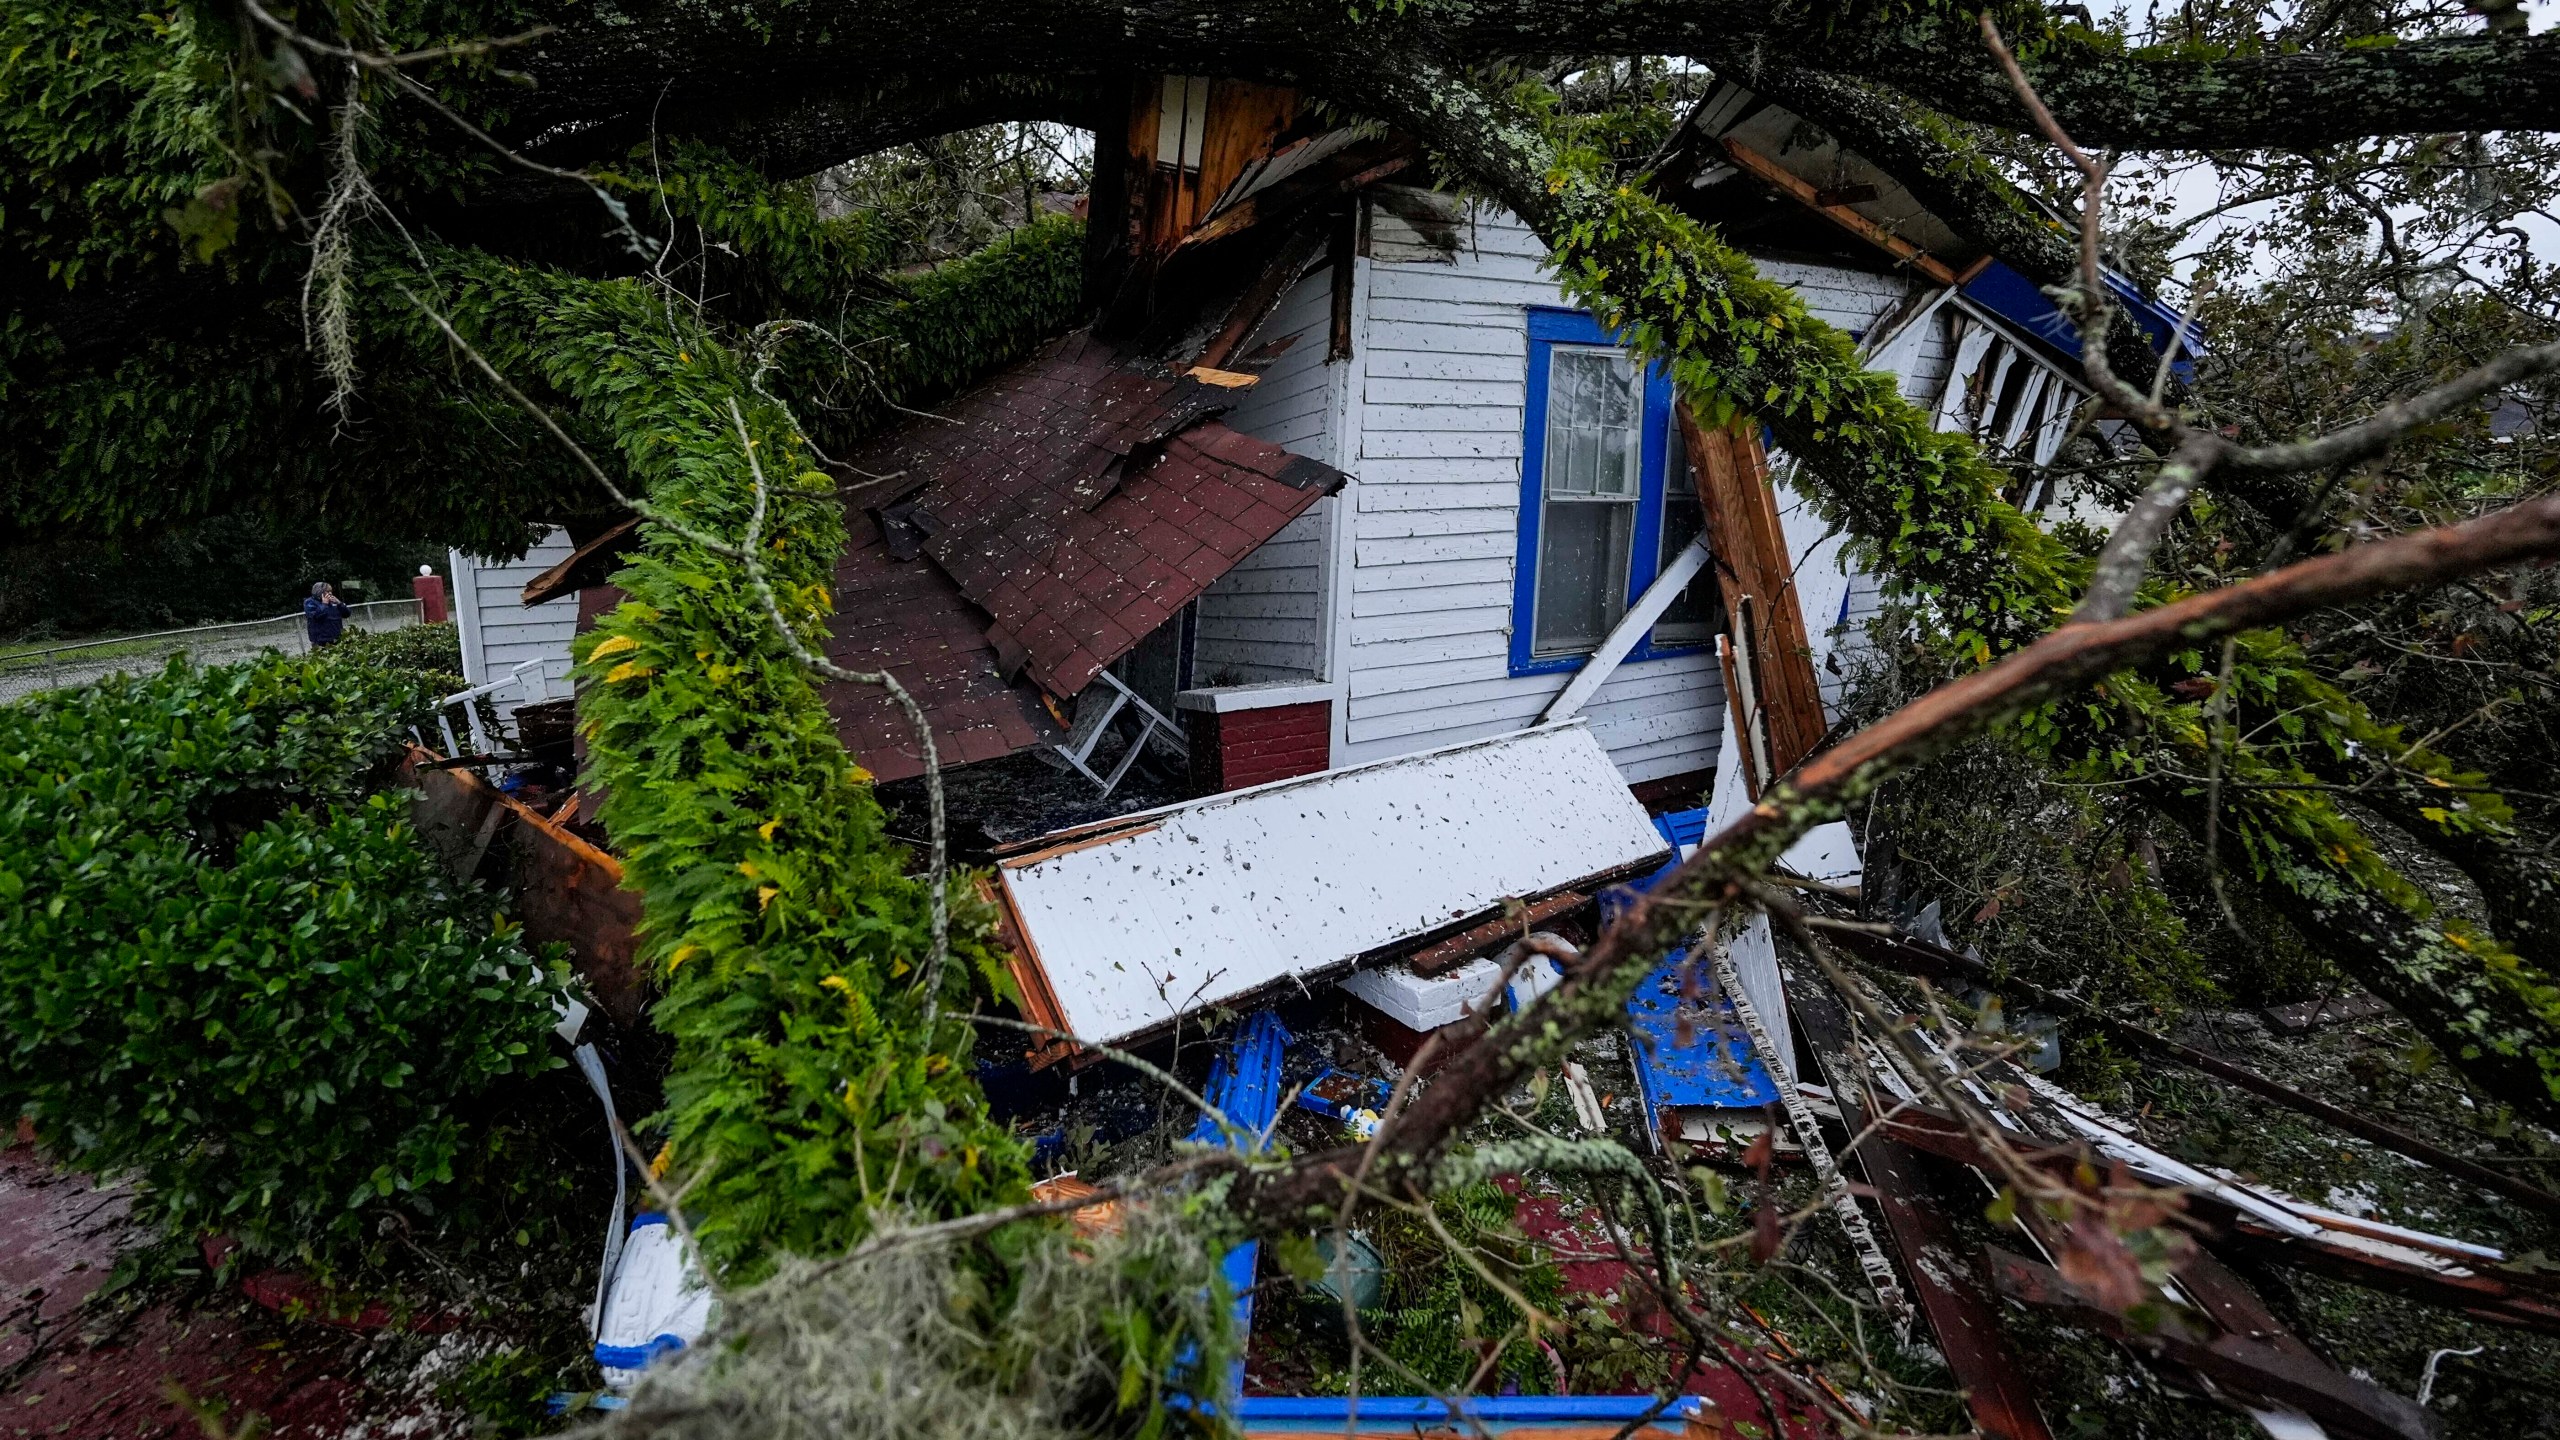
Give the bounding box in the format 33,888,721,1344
304,582,351,648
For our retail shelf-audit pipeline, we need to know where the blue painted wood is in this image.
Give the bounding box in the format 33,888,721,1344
1236,1395,1710,1425
1612,812,1780,1150
1962,259,2199,381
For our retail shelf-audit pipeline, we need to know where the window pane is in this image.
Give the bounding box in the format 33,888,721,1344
1654,419,1721,646
1544,349,1641,499
1534,499,1634,654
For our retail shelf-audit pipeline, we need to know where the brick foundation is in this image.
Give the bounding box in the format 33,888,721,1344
1185,698,1331,792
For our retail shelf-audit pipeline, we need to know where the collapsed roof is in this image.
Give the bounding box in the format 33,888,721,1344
823,332,1344,780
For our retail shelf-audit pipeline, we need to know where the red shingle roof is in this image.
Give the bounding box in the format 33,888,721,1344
823,331,1344,782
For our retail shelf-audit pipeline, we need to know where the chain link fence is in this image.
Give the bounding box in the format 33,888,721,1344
0,599,425,705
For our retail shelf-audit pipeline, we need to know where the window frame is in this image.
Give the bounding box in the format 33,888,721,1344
1509,307,1710,678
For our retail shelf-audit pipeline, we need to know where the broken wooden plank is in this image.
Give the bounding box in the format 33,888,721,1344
520,516,641,607
1679,406,1828,775
402,745,649,1028
1786,956,2048,1439
1719,138,1959,287
1823,925,2560,1215
1856,1094,2560,1336
1402,889,1591,977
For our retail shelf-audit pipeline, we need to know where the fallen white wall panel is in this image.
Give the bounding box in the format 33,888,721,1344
995,722,1669,1051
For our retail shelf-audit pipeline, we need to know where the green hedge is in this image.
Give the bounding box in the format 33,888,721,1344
0,654,565,1263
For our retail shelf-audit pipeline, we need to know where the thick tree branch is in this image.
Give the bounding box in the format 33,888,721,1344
1241,489,2560,1226
488,4,2560,186
1851,28,2560,152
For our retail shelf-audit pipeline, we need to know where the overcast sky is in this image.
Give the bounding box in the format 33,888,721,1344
2113,0,2556,295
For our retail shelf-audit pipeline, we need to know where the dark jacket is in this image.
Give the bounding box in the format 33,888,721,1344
304,595,350,645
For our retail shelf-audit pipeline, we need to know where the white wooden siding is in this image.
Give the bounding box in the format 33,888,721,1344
449,529,577,718
1196,262,1339,683
1198,201,1928,784
1327,205,1729,784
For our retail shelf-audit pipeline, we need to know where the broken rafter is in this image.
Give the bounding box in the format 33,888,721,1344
1865,1098,2560,1336
1983,1248,2439,1440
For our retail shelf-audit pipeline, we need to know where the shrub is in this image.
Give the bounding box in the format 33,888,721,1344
321,619,468,690
0,654,565,1263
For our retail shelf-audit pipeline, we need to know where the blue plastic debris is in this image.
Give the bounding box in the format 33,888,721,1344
1295,1065,1390,1139
1612,810,1782,1153
1185,1010,1291,1401
1187,1009,1292,1149
593,1211,714,1386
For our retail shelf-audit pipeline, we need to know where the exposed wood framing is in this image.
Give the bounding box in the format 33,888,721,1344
402,746,648,1028
1785,951,2048,1439
1708,938,1913,1333
1327,202,1357,361
1866,1099,2560,1335
1718,138,1960,287
1194,211,1332,370
1680,406,1829,774
1824,924,2560,1215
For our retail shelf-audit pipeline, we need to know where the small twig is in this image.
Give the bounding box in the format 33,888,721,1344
237,0,553,68
963,1012,1229,1137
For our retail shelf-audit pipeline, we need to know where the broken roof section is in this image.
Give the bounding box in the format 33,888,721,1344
988,723,1670,1059
824,331,1345,780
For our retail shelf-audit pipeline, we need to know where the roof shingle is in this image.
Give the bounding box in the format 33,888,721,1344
823,331,1346,780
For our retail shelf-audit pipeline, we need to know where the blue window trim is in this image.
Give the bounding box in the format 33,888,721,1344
1509,307,1707,678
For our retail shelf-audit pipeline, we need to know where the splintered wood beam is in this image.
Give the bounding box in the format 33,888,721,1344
1719,137,1960,287
1678,405,1829,773
1193,210,1332,370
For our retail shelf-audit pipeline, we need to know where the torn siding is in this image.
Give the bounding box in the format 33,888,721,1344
1196,260,1339,684
990,722,1668,1051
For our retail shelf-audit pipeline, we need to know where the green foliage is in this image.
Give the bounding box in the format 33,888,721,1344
391,219,1083,1277
1864,728,2214,1017
316,618,466,689
1267,1183,1568,1395
603,1197,1239,1440
0,0,230,293
1363,1183,1566,1393
0,653,565,1263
